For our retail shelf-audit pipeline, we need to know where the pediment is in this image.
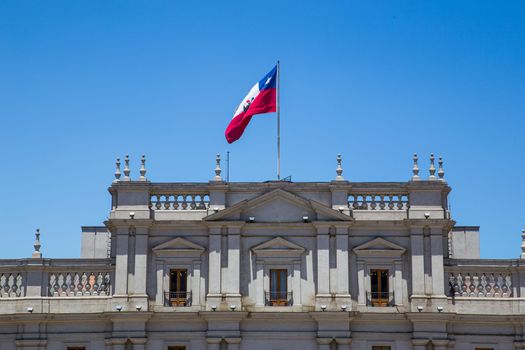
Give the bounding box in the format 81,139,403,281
353,237,406,257
204,188,352,223
152,237,205,257
251,237,305,257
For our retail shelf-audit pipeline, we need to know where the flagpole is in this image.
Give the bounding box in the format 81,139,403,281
277,60,281,180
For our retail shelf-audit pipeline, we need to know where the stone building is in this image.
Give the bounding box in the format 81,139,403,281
0,153,523,350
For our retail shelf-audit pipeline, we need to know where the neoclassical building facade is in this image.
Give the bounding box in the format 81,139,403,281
0,154,523,350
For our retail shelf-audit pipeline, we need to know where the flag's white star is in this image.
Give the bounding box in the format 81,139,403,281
265,77,272,85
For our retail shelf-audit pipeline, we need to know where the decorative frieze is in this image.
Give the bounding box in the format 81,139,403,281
448,272,512,298
48,272,111,297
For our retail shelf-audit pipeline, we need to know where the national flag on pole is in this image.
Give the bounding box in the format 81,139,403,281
225,66,277,143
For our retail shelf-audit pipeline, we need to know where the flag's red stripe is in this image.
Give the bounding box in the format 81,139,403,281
225,88,276,143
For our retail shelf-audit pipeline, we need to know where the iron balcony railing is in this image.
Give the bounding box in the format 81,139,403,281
366,291,394,307
164,291,192,307
265,291,293,306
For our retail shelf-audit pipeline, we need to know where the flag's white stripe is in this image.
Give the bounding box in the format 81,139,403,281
232,82,260,118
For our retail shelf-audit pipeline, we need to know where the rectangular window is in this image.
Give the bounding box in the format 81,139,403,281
474,348,494,350
67,348,86,350
370,269,389,306
168,269,188,306
269,269,287,306
168,347,186,350
372,347,391,350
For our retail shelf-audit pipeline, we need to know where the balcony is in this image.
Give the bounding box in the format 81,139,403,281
265,291,293,306
367,292,395,307
164,291,192,307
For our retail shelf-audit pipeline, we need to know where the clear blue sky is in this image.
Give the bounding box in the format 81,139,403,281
0,1,524,259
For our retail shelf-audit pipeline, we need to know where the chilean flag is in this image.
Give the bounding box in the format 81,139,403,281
225,66,277,143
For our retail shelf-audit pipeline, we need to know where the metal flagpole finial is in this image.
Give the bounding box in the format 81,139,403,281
335,154,344,181
32,228,42,258
411,153,420,181
139,154,147,181
213,153,222,182
113,157,121,183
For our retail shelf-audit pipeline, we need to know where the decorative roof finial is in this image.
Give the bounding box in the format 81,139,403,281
411,153,420,181
123,155,130,181
139,154,147,181
213,153,222,181
429,153,436,180
113,157,121,183
521,229,525,259
32,228,42,259
335,154,344,181
438,155,445,181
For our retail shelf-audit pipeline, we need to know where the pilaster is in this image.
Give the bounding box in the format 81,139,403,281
207,226,222,309
410,228,425,297
431,227,446,297
114,227,130,296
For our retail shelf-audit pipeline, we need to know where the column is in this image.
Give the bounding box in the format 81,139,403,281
335,226,349,295
316,226,330,295
412,340,427,350
226,226,241,294
431,228,445,296
336,339,351,350
114,227,129,295
208,228,222,295
226,338,241,350
206,338,221,350
394,261,403,305
410,229,425,296
133,227,149,295
317,338,331,350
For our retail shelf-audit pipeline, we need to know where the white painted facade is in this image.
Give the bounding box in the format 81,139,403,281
0,154,523,350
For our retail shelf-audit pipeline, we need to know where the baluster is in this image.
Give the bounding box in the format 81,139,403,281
163,195,171,210
472,274,480,297
81,273,88,295
396,195,403,210
15,274,22,297
49,273,56,296
7,274,14,297
74,273,81,296
379,195,385,210
58,273,66,296
94,272,102,295
155,195,162,210
352,195,359,210
190,194,197,209
370,196,377,210
65,273,72,296
104,272,111,295
388,195,394,210
505,274,512,297
0,274,6,297
181,195,188,210
480,273,487,297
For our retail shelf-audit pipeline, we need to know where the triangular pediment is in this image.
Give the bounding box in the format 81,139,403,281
204,188,352,223
152,237,205,256
251,237,305,257
353,237,406,257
